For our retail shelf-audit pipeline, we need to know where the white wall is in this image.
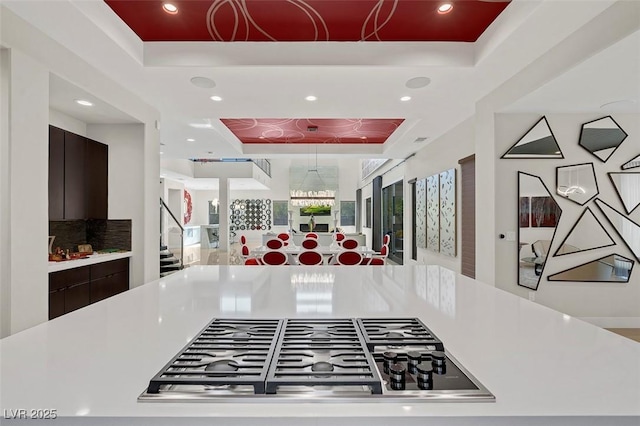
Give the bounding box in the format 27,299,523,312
0,47,11,337
49,108,86,136
189,189,218,226
405,118,475,272
0,48,50,336
87,124,148,288
494,113,640,324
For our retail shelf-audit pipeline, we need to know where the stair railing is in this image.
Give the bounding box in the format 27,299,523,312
160,198,184,270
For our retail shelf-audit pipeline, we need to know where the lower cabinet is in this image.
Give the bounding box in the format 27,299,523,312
49,258,130,320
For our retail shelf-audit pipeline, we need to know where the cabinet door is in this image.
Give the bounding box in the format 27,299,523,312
48,126,65,220
65,282,90,314
63,132,87,219
49,289,65,320
86,140,108,219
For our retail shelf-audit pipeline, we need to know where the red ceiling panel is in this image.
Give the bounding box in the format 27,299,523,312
220,118,404,144
105,0,510,42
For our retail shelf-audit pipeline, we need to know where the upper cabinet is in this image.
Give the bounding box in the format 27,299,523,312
49,126,108,220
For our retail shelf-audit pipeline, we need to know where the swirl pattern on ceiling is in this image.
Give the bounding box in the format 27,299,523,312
105,0,510,42
220,118,404,144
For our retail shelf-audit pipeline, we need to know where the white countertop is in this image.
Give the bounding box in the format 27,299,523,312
47,251,132,273
1,265,639,425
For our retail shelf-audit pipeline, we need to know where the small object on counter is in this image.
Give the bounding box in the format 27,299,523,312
78,244,93,253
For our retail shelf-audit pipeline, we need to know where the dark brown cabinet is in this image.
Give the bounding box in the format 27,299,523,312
48,126,108,220
49,258,129,320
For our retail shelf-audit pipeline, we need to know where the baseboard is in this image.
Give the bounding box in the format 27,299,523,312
579,317,640,328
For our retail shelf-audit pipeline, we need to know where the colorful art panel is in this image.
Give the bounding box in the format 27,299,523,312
439,169,457,257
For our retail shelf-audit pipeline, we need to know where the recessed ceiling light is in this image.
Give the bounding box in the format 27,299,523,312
210,95,223,102
186,138,195,142
305,95,317,101
189,122,213,129
400,96,412,101
360,136,367,139
162,3,178,14
406,77,431,89
190,77,216,89
599,99,637,109
438,3,453,14
75,99,93,106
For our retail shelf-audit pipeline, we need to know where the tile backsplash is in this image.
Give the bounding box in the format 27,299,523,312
49,219,131,252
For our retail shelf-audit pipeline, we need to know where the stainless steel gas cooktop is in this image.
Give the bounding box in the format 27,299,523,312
138,318,494,402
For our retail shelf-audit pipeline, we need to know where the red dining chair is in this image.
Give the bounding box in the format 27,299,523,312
261,250,288,265
277,233,290,246
362,244,388,265
297,250,324,266
265,239,284,249
240,235,247,245
244,257,262,265
341,238,359,250
334,233,346,245
336,250,363,266
383,234,391,246
305,233,318,239
301,238,319,249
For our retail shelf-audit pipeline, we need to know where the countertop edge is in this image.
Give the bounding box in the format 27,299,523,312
47,251,132,273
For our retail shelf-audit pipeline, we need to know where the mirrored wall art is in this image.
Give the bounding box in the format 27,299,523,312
518,172,563,291
553,207,615,257
608,172,640,215
229,199,272,232
556,163,598,205
501,117,563,159
621,154,640,170
439,169,457,257
548,254,634,283
416,179,427,249
595,199,640,262
578,116,628,162
426,174,440,252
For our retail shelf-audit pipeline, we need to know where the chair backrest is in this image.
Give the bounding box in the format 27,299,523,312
261,250,288,265
383,234,391,246
305,233,318,239
297,250,324,266
301,238,319,249
240,235,247,245
334,233,345,242
266,238,284,249
244,258,262,265
277,233,290,242
532,240,550,258
241,245,250,257
380,245,388,257
341,238,359,250
336,250,363,266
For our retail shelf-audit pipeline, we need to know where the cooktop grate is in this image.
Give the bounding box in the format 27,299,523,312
356,318,445,351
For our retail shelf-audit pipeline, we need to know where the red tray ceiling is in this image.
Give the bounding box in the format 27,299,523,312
221,118,404,144
105,0,510,42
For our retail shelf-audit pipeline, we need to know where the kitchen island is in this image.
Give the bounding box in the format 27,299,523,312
1,265,638,425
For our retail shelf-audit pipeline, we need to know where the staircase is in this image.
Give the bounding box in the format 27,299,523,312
160,245,182,277
160,198,185,277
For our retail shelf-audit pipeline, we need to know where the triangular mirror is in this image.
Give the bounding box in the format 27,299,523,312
608,172,640,215
595,199,640,262
548,254,634,283
621,154,640,170
501,117,563,159
578,116,627,162
553,208,615,257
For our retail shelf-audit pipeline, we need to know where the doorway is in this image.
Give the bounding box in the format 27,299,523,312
382,180,403,264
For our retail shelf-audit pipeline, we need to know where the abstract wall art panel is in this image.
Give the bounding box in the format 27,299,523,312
439,169,457,257
426,174,440,252
416,178,427,249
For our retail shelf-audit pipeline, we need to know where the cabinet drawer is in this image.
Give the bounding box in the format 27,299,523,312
49,289,65,320
90,271,128,304
91,258,129,279
65,282,90,314
49,266,90,291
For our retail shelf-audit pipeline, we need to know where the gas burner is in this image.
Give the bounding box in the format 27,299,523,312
357,318,444,351
204,360,239,374
311,361,334,372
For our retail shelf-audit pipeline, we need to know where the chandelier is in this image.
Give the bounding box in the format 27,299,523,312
290,146,336,207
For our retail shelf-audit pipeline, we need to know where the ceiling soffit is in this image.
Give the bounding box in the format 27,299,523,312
105,0,510,42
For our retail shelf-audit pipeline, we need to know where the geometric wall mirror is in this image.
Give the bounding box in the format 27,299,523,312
556,163,599,205
608,172,640,215
578,116,628,162
594,198,640,262
518,172,563,291
547,254,634,283
621,154,640,170
502,117,563,159
553,207,615,257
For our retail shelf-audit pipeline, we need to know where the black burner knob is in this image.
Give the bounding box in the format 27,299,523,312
416,362,433,390
407,351,422,373
431,351,446,367
383,351,398,373
389,363,406,390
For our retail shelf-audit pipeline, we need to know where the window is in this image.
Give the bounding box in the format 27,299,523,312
340,201,356,226
272,201,289,226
